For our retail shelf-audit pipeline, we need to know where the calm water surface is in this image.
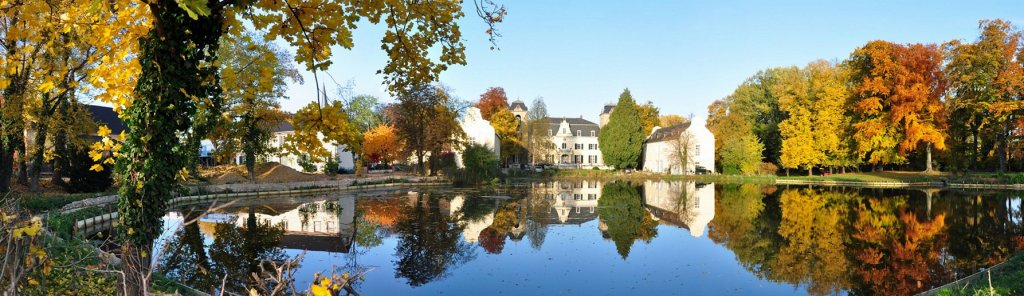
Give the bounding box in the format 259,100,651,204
154,181,1024,295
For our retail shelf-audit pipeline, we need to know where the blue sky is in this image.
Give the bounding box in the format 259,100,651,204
279,1,1023,124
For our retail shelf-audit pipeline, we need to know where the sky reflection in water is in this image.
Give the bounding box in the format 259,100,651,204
155,181,1024,296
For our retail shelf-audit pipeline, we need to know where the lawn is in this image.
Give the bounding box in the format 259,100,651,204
931,252,1024,296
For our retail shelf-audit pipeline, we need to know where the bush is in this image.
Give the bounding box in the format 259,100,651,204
456,144,499,185
298,154,317,172
757,162,779,176
324,157,340,176
60,145,113,193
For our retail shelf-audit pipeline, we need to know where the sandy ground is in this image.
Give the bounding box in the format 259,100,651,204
201,162,349,184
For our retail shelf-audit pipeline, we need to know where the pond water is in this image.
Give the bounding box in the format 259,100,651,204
153,181,1024,295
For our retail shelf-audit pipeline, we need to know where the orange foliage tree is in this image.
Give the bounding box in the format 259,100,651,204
477,87,509,121
847,41,947,170
362,124,403,165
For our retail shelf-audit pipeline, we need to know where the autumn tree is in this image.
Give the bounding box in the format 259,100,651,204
489,108,522,165
599,89,645,169
477,87,509,121
659,114,689,127
847,40,947,170
525,97,553,164
945,19,1023,172
727,68,790,165
214,31,301,180
284,101,361,168
362,124,402,165
777,61,854,175
393,85,465,175
636,101,660,136
707,99,765,175
56,0,504,291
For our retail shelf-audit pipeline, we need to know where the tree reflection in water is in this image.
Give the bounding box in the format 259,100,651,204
598,181,658,259
393,192,477,286
708,185,1024,296
159,207,287,294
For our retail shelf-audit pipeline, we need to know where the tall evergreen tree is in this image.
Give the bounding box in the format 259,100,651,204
599,89,645,169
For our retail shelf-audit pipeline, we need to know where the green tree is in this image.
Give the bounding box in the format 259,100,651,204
392,85,465,175
597,181,657,259
599,89,645,169
727,68,790,165
708,99,765,175
461,143,499,184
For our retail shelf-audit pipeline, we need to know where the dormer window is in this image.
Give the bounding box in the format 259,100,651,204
590,130,596,137
548,129,552,136
576,130,581,137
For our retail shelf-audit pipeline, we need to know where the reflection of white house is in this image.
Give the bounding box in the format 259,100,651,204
449,195,494,243
643,180,715,237
641,119,715,174
455,107,500,168
230,196,356,253
263,121,356,173
533,180,602,224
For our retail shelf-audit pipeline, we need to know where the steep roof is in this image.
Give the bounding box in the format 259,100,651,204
86,105,127,135
509,100,528,111
601,104,615,115
646,122,692,143
274,121,294,132
543,117,600,137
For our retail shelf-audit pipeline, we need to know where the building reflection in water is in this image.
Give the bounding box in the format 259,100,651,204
643,180,716,237
199,195,357,253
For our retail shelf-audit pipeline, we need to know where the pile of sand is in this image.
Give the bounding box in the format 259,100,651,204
203,162,325,184
214,172,248,184
256,163,319,183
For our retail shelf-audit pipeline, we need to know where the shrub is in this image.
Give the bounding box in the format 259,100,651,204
298,154,317,172
324,157,340,176
757,162,779,176
456,144,499,185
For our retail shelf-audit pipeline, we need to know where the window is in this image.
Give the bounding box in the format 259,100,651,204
548,129,552,136
590,130,596,137
695,144,701,156
574,155,583,163
575,207,581,214
588,182,597,188
562,143,567,149
327,221,336,232
576,130,581,137
314,221,322,232
575,143,583,150
574,194,583,200
588,194,597,200
589,155,597,163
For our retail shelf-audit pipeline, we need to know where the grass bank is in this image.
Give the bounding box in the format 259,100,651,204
925,252,1024,296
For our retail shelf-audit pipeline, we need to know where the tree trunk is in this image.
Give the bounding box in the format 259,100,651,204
417,150,425,176
925,143,933,172
245,149,256,182
808,167,812,176
28,121,46,192
998,128,1008,173
0,146,12,193
51,128,66,187
121,241,151,296
17,140,27,186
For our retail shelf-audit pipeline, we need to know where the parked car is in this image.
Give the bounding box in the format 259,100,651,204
534,164,544,172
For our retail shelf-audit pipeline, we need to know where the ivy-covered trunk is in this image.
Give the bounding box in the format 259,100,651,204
0,69,28,193
119,0,222,293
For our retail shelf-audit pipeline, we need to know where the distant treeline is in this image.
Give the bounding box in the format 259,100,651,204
709,19,1024,175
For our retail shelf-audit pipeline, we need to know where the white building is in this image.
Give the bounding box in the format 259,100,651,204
641,120,715,174
542,117,604,168
262,121,356,173
454,107,500,168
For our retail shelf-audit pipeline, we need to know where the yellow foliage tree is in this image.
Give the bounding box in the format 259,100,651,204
362,124,403,165
284,101,361,165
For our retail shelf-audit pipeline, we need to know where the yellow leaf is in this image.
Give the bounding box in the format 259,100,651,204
98,125,112,137
310,285,331,296
90,164,104,172
37,81,54,93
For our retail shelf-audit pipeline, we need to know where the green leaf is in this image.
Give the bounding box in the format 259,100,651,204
175,0,210,20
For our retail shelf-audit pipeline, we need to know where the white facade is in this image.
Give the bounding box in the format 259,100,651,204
260,127,356,173
642,120,715,175
545,118,604,168
454,107,500,168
